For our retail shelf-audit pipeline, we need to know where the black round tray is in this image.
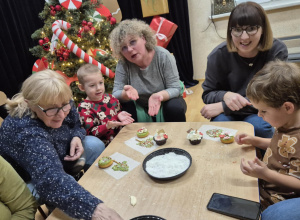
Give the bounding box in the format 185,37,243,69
130,215,166,220
142,148,192,180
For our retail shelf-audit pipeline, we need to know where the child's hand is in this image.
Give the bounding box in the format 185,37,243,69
148,93,163,116
118,111,134,125
124,85,139,100
240,157,268,179
235,133,254,145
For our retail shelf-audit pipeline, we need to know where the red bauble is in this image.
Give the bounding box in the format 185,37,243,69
43,37,49,43
83,26,90,32
50,10,56,16
87,22,93,27
110,17,116,25
55,5,62,11
82,20,87,26
38,39,44,46
90,27,96,35
59,57,64,61
107,14,112,20
50,5,55,10
63,52,69,58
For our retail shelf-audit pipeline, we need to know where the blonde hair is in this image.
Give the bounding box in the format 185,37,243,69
6,70,72,118
77,64,102,85
227,1,273,52
109,19,157,61
247,60,300,108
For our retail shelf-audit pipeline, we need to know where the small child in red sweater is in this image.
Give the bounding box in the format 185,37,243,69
77,64,134,145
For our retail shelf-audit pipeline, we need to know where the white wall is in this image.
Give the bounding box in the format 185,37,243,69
188,0,300,80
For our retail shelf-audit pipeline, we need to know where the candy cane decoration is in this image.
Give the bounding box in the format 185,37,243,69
52,20,115,78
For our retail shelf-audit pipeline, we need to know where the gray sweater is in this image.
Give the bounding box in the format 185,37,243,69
113,46,181,108
202,39,288,116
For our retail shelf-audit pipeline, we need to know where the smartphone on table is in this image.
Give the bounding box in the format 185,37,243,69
207,193,262,220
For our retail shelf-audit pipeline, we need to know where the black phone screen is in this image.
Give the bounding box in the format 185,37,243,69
207,193,261,220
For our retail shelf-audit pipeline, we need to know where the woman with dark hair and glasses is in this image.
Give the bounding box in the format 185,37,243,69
201,1,288,138
0,70,123,219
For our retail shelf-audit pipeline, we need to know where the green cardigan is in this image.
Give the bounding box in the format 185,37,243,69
0,156,37,220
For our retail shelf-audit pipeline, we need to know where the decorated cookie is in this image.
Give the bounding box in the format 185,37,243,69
112,161,129,171
219,132,234,144
137,127,149,138
136,137,154,148
206,128,223,138
187,128,203,145
98,156,113,168
153,129,168,146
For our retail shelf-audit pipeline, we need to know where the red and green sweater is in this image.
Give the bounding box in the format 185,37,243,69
78,93,121,145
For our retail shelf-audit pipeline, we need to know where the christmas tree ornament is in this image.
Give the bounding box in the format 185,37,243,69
43,37,49,43
32,57,48,73
52,20,115,78
50,10,56,16
82,20,87,26
55,5,62,11
87,48,107,58
110,17,116,25
95,4,111,18
91,11,103,22
102,0,122,23
83,26,90,32
39,39,44,46
59,0,82,10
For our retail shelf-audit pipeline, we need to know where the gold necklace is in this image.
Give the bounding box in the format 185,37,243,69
238,55,258,67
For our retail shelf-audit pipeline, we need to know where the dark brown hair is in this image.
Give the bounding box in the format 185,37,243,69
227,1,273,52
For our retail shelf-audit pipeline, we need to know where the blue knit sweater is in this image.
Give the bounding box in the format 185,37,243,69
0,106,102,219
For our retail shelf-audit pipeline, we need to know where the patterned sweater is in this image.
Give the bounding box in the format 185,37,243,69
78,93,121,145
0,105,101,219
261,127,300,204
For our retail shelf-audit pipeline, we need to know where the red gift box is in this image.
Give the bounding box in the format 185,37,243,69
150,16,178,48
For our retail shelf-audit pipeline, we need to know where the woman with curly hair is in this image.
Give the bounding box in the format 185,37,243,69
110,19,186,122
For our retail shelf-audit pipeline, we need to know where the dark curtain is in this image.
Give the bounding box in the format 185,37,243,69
117,0,198,88
0,0,44,119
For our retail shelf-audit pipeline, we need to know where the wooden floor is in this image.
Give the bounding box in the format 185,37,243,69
184,79,209,122
35,80,207,220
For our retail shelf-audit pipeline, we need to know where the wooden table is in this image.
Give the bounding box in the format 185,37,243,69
47,122,258,220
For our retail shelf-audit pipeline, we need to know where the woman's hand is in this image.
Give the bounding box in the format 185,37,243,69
148,93,163,116
123,85,139,100
117,111,134,125
92,203,123,220
223,92,251,111
240,157,268,179
200,102,223,119
64,137,84,161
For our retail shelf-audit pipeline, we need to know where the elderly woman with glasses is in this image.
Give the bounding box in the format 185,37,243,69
200,1,288,138
0,70,123,219
109,19,186,122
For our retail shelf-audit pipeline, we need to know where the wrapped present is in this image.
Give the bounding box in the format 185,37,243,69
140,0,169,17
150,16,178,48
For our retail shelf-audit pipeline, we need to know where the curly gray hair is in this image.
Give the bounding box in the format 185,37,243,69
109,19,157,61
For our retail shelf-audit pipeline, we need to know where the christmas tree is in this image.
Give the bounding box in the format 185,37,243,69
30,0,118,104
